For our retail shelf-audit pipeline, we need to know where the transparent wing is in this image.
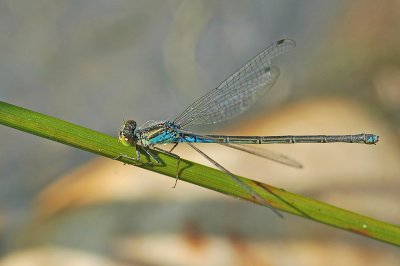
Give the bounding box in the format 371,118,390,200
220,143,302,168
176,129,302,168
173,39,295,129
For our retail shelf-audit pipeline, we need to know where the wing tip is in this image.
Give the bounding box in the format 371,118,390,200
277,39,296,48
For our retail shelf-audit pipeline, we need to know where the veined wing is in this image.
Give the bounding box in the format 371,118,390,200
176,129,302,168
220,143,302,168
174,39,295,129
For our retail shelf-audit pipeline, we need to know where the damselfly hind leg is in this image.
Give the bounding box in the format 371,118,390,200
181,138,283,218
169,143,179,153
153,146,181,188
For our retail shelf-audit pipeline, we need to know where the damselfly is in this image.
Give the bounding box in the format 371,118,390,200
118,39,379,216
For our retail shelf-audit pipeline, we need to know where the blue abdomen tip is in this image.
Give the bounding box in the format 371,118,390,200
366,134,379,144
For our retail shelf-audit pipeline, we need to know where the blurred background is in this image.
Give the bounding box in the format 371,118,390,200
0,1,399,265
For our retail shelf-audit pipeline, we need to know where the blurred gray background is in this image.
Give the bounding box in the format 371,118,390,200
0,1,399,265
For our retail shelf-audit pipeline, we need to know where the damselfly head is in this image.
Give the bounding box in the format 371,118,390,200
119,120,138,146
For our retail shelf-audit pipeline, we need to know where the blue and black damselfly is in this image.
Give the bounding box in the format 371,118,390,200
118,39,379,216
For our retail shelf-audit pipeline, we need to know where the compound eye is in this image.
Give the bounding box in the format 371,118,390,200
125,120,137,131
118,120,139,146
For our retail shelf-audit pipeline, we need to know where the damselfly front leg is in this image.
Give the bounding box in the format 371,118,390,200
116,143,182,187
114,143,142,163
115,141,160,165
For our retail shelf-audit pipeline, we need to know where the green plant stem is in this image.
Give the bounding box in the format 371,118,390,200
0,100,399,246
